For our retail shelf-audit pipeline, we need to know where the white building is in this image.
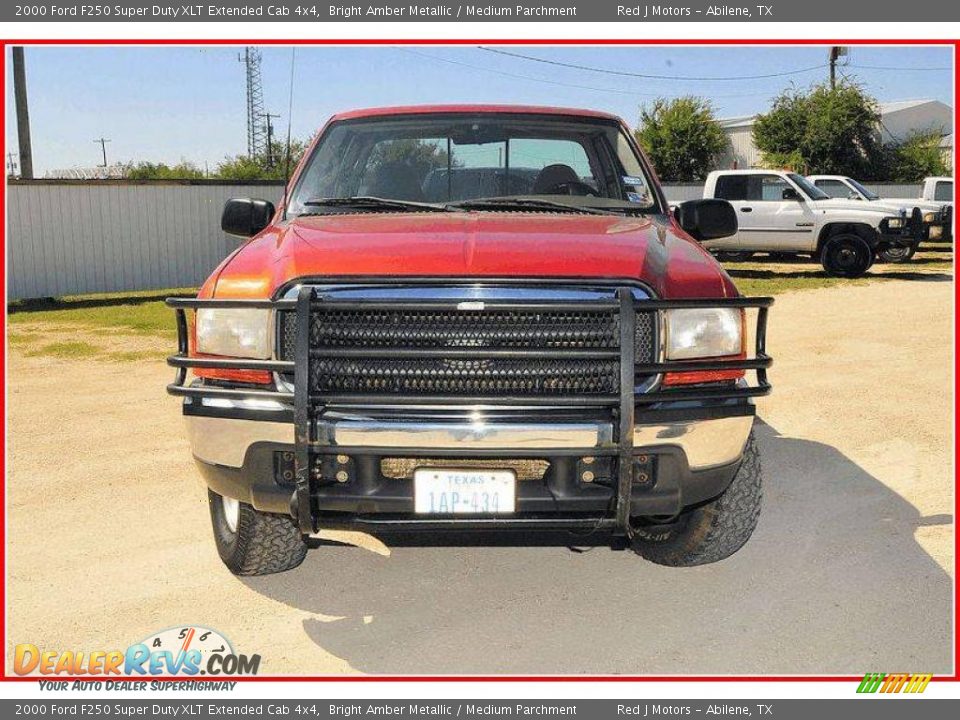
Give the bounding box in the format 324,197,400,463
718,99,954,170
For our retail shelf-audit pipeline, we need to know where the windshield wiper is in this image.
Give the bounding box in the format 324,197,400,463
300,196,450,213
446,197,618,216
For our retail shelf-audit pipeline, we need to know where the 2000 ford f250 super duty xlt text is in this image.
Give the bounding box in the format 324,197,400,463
167,105,773,575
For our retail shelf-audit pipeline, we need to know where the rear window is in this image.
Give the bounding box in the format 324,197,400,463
935,181,953,202
714,174,749,201
715,174,791,202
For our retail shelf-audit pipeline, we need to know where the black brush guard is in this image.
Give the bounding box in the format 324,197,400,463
168,286,772,536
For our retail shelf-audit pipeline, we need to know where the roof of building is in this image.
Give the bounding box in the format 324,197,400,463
719,99,953,130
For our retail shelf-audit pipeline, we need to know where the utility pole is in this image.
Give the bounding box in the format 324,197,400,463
828,46,847,90
93,137,111,167
262,112,281,167
12,47,34,180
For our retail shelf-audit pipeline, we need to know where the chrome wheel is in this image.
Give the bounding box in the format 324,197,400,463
221,495,240,533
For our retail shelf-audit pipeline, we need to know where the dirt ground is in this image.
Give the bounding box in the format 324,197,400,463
5,274,955,676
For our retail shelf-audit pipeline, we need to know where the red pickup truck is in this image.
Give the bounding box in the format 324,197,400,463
167,105,772,575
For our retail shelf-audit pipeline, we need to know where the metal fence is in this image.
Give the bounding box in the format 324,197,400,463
4,179,928,301
6,180,285,301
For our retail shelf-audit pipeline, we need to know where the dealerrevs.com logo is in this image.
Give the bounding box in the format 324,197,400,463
856,673,932,694
14,626,260,677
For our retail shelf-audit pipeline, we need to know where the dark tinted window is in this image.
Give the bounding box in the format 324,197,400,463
935,181,953,202
715,174,791,201
714,174,749,201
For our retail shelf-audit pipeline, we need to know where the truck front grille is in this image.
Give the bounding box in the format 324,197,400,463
278,298,656,402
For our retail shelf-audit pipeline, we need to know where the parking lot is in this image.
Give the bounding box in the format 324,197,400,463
5,258,954,675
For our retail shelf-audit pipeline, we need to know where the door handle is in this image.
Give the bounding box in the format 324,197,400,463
740,207,753,213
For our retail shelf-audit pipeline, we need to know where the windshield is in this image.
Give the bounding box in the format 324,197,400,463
847,178,880,200
787,173,831,201
286,113,657,216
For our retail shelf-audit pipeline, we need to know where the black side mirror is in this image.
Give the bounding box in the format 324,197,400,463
221,198,276,238
782,188,802,201
675,199,738,242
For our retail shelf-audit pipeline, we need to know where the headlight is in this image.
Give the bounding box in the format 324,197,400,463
666,307,742,360
195,308,272,359
923,211,937,223
886,217,904,229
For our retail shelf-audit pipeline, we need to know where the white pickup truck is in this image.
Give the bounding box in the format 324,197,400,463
808,174,953,247
701,169,920,275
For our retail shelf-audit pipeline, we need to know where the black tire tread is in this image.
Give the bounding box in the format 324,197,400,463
631,430,762,567
209,489,307,576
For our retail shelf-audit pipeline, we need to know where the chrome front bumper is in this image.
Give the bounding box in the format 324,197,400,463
186,406,754,473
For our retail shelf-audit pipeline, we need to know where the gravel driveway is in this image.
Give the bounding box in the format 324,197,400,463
6,276,954,676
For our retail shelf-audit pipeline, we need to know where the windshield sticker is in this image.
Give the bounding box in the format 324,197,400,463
622,176,645,186
626,192,646,203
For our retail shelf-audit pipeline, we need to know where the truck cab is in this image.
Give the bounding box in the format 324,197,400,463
920,176,954,205
703,169,920,273
166,105,773,576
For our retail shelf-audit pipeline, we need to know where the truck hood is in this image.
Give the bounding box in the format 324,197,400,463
206,211,738,300
814,198,905,216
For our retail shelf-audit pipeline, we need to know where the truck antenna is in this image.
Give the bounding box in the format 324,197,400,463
281,48,297,220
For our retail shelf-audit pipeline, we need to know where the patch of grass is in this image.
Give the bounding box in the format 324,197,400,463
7,332,37,346
8,288,196,340
724,248,953,296
25,341,102,359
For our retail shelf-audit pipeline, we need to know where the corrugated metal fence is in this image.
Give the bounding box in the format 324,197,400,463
6,180,285,301
5,179,926,301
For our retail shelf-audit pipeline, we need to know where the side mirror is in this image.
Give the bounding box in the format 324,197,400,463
221,198,275,238
675,199,738,242
782,188,802,201
848,191,862,201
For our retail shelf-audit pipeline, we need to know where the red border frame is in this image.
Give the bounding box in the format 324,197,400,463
1,37,957,685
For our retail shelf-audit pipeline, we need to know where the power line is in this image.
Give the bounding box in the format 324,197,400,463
478,47,828,81
397,49,776,100
847,62,952,72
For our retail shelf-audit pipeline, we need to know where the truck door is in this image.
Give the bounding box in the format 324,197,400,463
734,174,817,252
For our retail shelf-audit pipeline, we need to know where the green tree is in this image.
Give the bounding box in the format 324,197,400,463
878,130,950,181
753,81,882,177
634,97,728,181
124,161,205,180
214,138,309,181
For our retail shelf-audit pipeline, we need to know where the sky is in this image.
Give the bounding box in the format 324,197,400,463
4,45,954,176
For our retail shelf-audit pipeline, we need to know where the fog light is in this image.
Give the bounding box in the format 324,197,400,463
335,470,349,483
581,471,595,483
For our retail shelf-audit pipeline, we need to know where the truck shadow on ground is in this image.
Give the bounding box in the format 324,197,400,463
241,419,953,675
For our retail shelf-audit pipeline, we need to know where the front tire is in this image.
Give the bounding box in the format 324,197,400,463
877,243,918,263
208,489,307,576
630,430,762,567
821,234,873,277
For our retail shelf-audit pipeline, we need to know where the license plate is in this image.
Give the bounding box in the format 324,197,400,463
414,468,516,514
